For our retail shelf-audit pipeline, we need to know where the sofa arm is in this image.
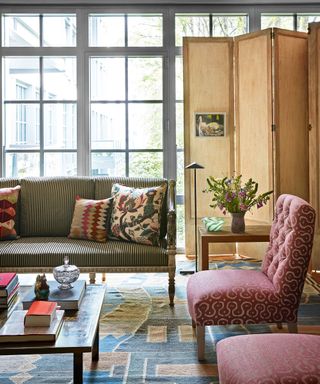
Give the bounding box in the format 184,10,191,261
167,179,176,250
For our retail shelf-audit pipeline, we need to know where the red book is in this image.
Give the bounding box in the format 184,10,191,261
0,273,16,288
25,301,58,327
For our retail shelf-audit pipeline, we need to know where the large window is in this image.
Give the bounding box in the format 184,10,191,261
1,5,319,249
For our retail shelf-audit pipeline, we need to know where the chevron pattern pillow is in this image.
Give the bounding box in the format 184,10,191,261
0,185,21,240
68,196,112,242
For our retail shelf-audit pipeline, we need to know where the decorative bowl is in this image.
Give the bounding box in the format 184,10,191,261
53,256,80,290
202,217,224,232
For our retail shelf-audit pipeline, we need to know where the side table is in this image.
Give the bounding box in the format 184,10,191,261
198,225,271,271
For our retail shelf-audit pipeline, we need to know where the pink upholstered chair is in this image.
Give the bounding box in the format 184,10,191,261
216,334,320,384
187,194,316,360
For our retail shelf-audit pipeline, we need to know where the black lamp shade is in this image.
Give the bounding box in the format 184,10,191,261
185,162,204,170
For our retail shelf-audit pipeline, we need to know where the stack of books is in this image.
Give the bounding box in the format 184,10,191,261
0,301,64,343
0,272,19,310
22,280,86,310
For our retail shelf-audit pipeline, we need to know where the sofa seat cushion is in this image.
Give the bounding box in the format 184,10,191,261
216,334,320,384
0,237,168,268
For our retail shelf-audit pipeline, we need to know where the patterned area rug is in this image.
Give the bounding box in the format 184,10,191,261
0,259,319,383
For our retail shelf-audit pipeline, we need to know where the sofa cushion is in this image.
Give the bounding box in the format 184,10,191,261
0,178,21,234
110,183,167,246
20,177,95,237
68,196,112,242
0,185,21,240
94,177,168,239
0,237,168,268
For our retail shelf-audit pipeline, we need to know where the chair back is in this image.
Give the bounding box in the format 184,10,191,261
261,194,315,302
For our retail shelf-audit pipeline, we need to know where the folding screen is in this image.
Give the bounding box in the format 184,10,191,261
183,37,234,257
184,29,309,260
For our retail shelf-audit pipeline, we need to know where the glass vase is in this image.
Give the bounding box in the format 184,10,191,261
231,212,245,233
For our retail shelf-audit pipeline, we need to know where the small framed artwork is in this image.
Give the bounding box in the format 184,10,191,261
195,112,226,137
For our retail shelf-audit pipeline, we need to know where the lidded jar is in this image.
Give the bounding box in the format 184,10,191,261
53,255,80,290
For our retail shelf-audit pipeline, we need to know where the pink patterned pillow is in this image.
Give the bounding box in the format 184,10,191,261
0,185,21,240
68,196,112,243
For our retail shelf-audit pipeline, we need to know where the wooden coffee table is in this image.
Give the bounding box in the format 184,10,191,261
0,284,106,384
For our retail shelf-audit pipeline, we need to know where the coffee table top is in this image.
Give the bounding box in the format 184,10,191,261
0,284,106,355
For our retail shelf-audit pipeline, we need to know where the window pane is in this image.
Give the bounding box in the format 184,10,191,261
297,15,320,32
212,15,247,36
90,58,125,101
43,15,76,47
43,57,76,100
129,152,162,178
128,14,162,47
177,150,184,196
3,57,40,101
175,14,210,46
261,15,294,30
5,104,39,149
176,102,184,149
175,56,183,101
176,204,185,249
44,104,76,149
6,153,40,177
91,152,126,176
89,14,125,47
2,14,40,47
129,104,162,149
44,153,77,176
91,104,125,149
128,57,162,100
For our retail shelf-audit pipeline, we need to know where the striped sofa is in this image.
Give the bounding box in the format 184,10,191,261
0,176,177,305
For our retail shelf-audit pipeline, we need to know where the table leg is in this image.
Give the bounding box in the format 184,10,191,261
92,324,99,362
74,352,83,384
200,237,209,271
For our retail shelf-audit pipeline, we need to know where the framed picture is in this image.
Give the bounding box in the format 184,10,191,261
195,112,226,137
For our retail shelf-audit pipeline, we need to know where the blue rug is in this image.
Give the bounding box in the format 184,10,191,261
0,259,319,383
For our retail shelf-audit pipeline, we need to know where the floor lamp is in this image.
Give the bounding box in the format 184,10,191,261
180,162,204,275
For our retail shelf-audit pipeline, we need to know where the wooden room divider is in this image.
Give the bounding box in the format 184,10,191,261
184,28,309,262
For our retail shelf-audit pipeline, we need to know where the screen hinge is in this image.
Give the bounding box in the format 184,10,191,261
271,124,276,132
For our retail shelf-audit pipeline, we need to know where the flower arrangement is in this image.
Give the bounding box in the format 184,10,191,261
204,175,273,215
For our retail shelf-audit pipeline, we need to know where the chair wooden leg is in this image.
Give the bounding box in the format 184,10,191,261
196,325,205,361
192,319,196,328
276,323,283,329
287,323,298,333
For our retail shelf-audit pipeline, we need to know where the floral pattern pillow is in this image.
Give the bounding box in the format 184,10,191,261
110,183,167,246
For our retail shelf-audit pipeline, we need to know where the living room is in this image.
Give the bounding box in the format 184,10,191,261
0,0,319,382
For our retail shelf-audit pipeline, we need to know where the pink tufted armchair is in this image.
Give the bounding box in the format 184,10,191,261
187,194,316,360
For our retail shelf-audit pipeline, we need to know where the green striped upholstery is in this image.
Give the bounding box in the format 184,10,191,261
0,237,168,268
20,177,95,236
0,178,21,235
94,177,168,239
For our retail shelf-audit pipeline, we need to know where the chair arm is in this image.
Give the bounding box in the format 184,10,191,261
167,179,176,250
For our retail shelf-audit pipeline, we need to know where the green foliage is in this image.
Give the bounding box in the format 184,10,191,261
204,175,273,214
